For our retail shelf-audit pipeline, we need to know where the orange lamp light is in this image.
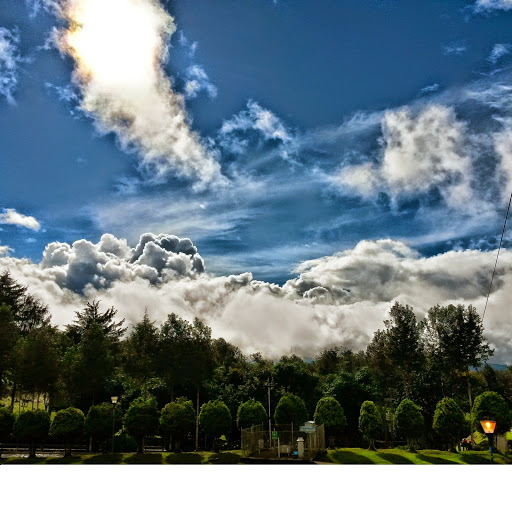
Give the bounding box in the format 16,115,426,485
480,420,496,434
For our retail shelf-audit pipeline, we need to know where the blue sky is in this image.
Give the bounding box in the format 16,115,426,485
1,0,512,359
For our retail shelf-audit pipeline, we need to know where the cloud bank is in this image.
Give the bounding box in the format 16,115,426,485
0,208,41,231
2,233,511,362
50,0,224,189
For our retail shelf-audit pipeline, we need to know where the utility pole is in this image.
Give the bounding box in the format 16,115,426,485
264,378,275,449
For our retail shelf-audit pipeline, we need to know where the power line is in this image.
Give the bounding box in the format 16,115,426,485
482,190,512,323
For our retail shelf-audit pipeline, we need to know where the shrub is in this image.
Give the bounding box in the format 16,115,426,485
0,406,15,455
314,397,347,447
199,399,232,451
433,398,466,451
274,394,308,427
160,397,196,451
237,399,267,430
393,398,424,451
473,391,511,435
50,407,85,456
123,397,159,454
358,401,382,450
13,410,50,457
85,403,122,453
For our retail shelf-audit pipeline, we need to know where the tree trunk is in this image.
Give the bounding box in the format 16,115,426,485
10,382,16,409
29,440,36,458
195,387,200,452
467,372,475,448
65,439,72,457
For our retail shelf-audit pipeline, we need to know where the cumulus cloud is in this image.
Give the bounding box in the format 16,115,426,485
1,233,512,361
474,0,512,11
0,209,41,231
0,27,21,103
48,0,225,190
184,65,217,99
334,104,473,209
0,245,11,256
488,43,511,64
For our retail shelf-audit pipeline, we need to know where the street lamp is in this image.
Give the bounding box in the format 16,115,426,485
263,378,275,450
480,419,496,464
111,396,118,454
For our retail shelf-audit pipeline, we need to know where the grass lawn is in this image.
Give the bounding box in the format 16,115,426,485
318,448,511,465
0,450,244,465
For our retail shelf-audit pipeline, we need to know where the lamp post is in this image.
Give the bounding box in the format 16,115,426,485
263,378,275,449
480,419,496,464
111,396,118,454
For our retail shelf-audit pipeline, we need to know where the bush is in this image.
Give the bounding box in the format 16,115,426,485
237,399,267,430
358,401,382,450
274,394,308,427
473,391,511,435
160,397,196,451
123,397,159,454
393,398,424,451
199,399,232,451
50,407,85,456
314,397,346,447
13,410,50,457
433,398,466,451
0,406,15,454
85,403,122,453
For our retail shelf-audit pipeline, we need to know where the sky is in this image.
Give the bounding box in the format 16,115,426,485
1,0,512,361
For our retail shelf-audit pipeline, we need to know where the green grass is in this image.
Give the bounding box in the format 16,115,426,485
318,448,511,465
0,450,243,465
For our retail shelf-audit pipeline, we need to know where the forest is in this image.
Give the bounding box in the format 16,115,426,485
0,269,511,454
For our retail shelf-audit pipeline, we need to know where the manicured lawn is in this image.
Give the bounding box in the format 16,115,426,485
0,450,244,465
319,448,511,465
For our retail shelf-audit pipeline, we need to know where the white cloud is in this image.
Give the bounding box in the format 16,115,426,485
184,65,217,99
49,0,225,190
474,0,512,11
0,209,41,231
488,43,511,64
443,42,468,56
334,104,474,209
2,234,512,362
0,245,11,256
420,83,440,95
0,27,21,103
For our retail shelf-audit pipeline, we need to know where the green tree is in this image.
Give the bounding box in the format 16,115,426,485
432,398,466,451
199,399,232,451
85,402,121,453
0,304,18,396
314,397,347,447
50,407,85,456
358,401,382,450
13,410,50,457
160,397,196,452
123,397,159,454
274,393,308,426
237,399,267,430
473,391,511,435
394,398,424,451
0,406,15,456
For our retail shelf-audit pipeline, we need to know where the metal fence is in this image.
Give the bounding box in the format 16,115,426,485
241,423,325,460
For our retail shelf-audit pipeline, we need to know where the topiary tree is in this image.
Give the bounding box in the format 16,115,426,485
0,406,15,456
358,400,382,450
13,410,50,457
473,391,511,435
433,398,466,452
123,397,159,454
237,399,267,430
199,399,232,452
50,407,85,457
393,398,424,452
274,394,308,427
85,402,121,453
160,397,196,452
314,397,347,448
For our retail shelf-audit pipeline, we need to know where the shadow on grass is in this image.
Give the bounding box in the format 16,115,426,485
329,450,376,464
45,456,83,465
208,452,241,464
124,453,163,464
416,453,459,465
165,452,203,464
2,456,47,465
459,452,492,465
374,452,413,464
84,453,124,465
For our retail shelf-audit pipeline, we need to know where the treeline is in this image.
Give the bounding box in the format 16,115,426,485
1,270,512,453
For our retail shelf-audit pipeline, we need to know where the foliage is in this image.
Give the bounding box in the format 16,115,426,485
473,391,511,434
13,410,50,456
0,406,15,441
358,401,383,450
314,397,347,433
0,304,18,394
85,402,121,451
50,407,85,455
199,399,232,444
274,393,308,426
123,397,160,453
237,399,267,430
432,398,466,450
394,398,424,450
160,397,196,447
